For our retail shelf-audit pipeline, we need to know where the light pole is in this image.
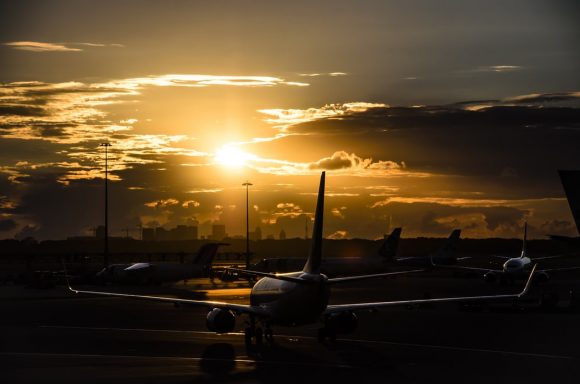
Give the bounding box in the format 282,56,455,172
100,142,112,268
242,181,253,269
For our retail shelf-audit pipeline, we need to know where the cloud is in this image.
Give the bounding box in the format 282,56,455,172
258,102,387,131
3,41,124,52
0,218,17,232
298,72,348,77
144,198,180,208
4,41,82,52
484,65,523,73
182,200,200,208
245,150,420,177
0,74,305,182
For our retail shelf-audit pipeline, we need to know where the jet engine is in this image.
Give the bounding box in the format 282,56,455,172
484,271,498,283
206,308,236,333
325,312,358,334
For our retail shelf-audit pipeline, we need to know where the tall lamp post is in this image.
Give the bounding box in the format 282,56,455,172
242,181,253,269
100,142,112,268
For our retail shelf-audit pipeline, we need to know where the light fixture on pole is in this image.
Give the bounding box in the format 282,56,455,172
100,142,112,268
242,181,253,269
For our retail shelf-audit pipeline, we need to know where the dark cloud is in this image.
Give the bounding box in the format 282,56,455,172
308,151,366,171
0,105,47,117
0,218,17,232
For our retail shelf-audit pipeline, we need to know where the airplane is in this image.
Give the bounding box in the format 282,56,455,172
96,243,227,285
68,172,536,345
432,222,580,283
221,227,461,282
549,170,580,248
385,228,469,268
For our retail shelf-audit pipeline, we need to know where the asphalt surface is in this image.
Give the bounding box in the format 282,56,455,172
1,275,579,383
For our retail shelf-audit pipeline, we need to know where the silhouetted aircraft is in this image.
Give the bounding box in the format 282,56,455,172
222,227,461,281
96,243,227,284
549,170,580,249
225,228,412,279
386,228,468,267
68,172,536,345
432,223,580,283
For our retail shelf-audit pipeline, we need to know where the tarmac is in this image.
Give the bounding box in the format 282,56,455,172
1,274,579,383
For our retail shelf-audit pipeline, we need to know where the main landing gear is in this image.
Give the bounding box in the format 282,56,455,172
244,318,274,348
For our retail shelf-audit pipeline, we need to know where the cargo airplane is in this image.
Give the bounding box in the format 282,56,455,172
68,172,536,345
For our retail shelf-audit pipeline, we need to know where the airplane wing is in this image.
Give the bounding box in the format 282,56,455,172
66,286,270,318
226,268,316,284
324,265,536,315
541,265,580,273
124,263,153,271
531,254,573,261
431,263,499,274
326,269,425,284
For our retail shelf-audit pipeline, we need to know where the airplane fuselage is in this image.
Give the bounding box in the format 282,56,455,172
249,272,330,326
502,256,531,276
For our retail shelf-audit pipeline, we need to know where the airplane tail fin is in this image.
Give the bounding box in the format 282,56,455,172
520,222,528,258
441,229,461,254
303,172,325,274
559,170,580,236
378,227,402,260
193,243,228,266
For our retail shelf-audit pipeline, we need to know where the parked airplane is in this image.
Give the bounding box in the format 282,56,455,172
96,243,227,284
432,223,579,283
386,228,468,268
222,227,461,281
68,172,536,345
549,170,580,248
223,227,406,280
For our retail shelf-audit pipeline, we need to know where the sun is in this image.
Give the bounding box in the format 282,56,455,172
214,145,251,168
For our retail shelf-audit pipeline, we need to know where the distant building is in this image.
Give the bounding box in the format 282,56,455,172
141,225,198,241
211,224,226,240
279,229,286,240
250,226,262,241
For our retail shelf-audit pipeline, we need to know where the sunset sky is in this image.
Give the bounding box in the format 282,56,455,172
1,0,579,241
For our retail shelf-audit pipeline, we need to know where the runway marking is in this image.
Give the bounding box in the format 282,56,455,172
0,352,353,369
40,325,574,360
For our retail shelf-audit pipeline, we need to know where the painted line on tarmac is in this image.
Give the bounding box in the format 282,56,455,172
40,325,574,360
0,351,353,369
338,338,574,360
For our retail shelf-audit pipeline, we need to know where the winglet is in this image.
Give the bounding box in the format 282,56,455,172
303,172,325,274
60,257,76,294
520,222,528,258
518,263,537,298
